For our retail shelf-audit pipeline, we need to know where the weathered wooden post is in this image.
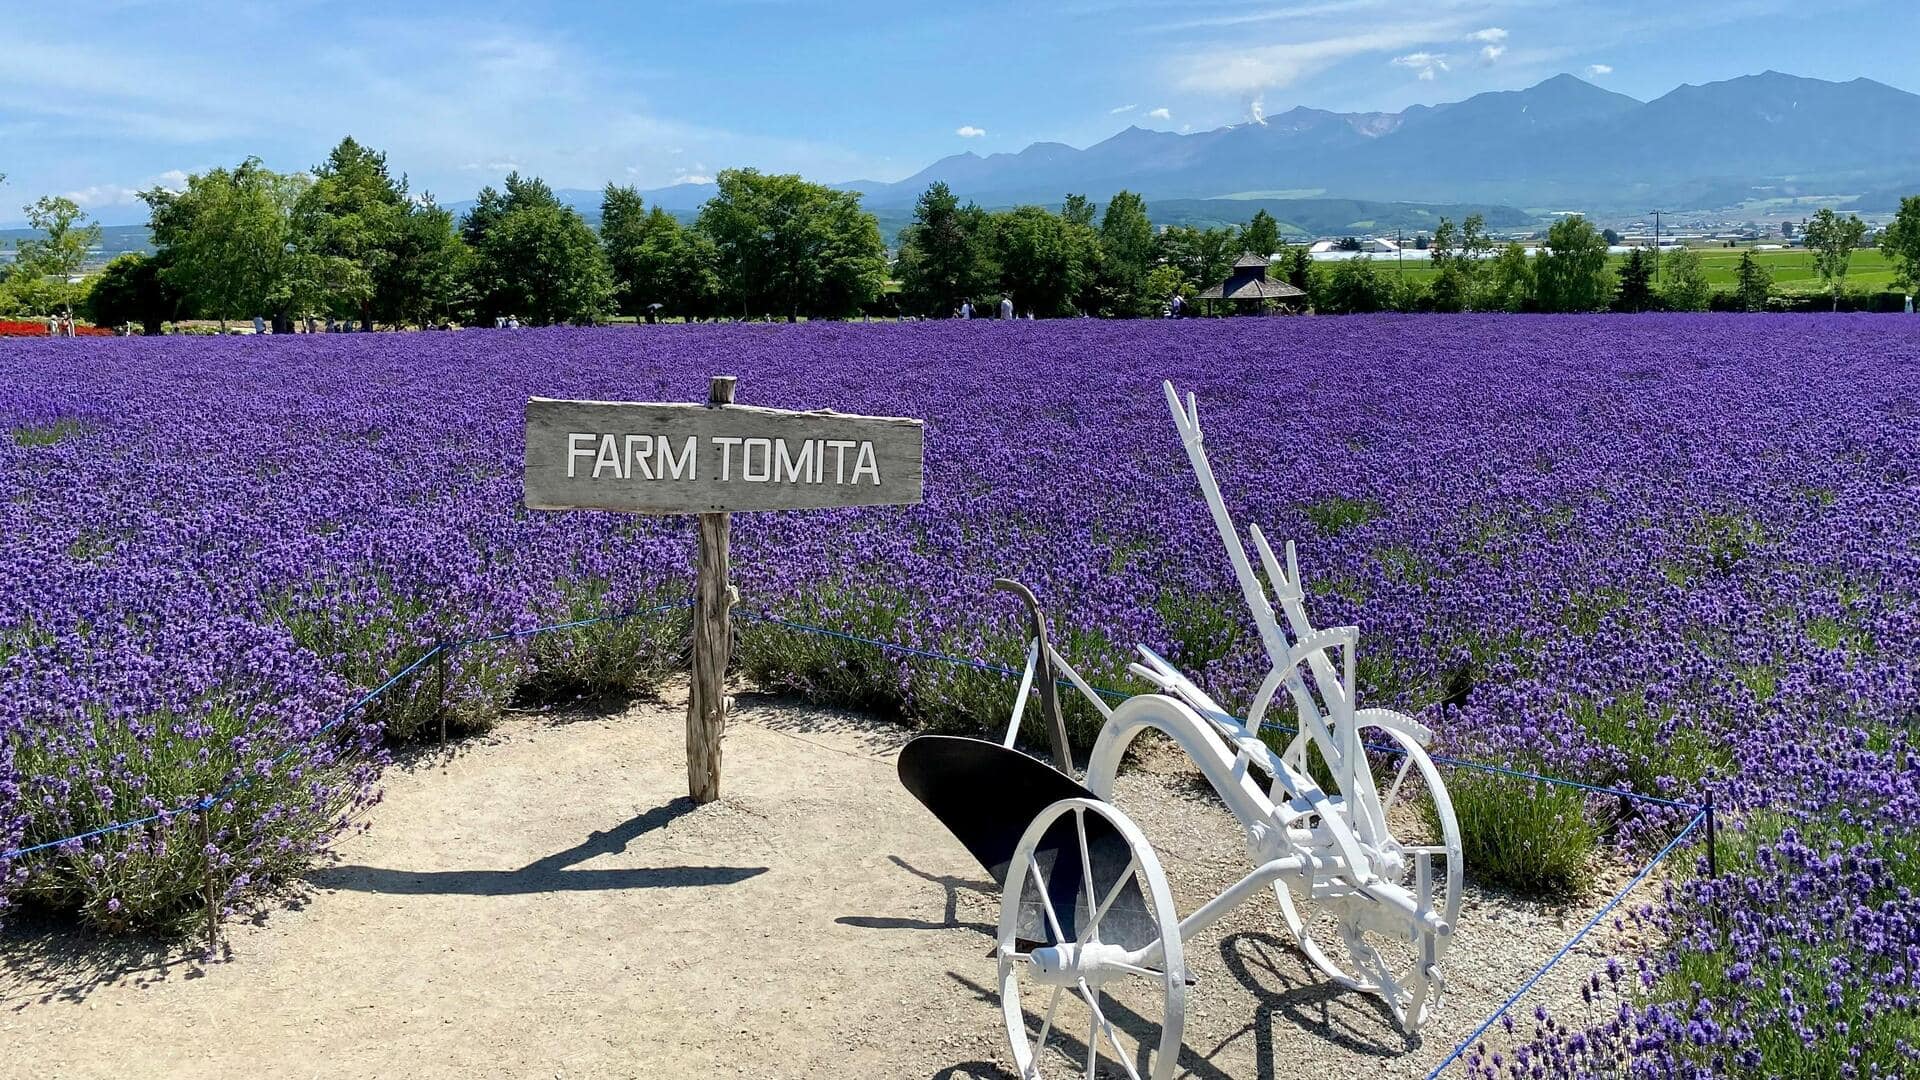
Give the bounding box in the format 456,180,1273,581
523,378,922,803
687,376,736,803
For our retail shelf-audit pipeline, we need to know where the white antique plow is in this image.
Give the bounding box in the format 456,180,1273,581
899,381,1461,1079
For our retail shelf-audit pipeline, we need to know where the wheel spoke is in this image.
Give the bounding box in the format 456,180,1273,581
1031,986,1062,1065
1079,980,1142,1080
1028,855,1067,944
1075,807,1096,934
1104,960,1168,980
1085,1007,1098,1079
1078,854,1138,946
1381,756,1414,815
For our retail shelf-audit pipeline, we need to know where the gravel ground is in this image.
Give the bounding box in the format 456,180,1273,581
0,680,1646,1078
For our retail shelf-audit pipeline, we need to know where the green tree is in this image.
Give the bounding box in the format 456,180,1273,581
1661,247,1712,312
1429,217,1458,268
992,205,1086,317
1733,251,1774,312
1534,216,1612,312
1096,190,1155,316
1156,225,1238,296
9,195,102,316
379,196,473,327
695,169,886,320
82,252,180,333
1320,256,1392,314
144,158,309,330
602,184,715,321
293,137,408,328
1429,263,1469,313
1143,264,1190,313
1483,241,1535,312
894,182,997,317
463,172,612,325
1615,247,1656,312
1390,272,1428,313
1803,207,1867,311
1059,195,1103,314
1280,245,1313,292
1873,196,1920,294
1240,209,1281,262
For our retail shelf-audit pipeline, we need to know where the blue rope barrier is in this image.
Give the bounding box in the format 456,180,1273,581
1423,808,1710,1079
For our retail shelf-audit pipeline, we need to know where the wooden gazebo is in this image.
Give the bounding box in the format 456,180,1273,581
1197,254,1305,312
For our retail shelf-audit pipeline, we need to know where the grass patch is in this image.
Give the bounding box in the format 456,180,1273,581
1697,509,1767,573
1155,588,1242,669
1375,544,1431,586
1437,764,1599,895
1572,692,1730,804
1303,495,1383,535
519,581,685,704
10,419,85,447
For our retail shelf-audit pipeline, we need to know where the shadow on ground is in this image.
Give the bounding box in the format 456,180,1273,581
837,855,998,936
307,797,768,896
925,934,1410,1079
0,913,219,1010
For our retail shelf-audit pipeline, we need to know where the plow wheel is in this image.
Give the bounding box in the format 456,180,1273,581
997,798,1186,1080
1272,724,1463,1032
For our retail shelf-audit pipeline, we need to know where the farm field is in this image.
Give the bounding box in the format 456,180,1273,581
4,316,1919,1076
1351,245,1904,295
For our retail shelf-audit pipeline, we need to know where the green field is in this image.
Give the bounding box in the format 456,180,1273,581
1358,246,1903,296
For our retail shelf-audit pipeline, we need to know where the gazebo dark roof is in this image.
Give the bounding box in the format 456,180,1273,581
1197,254,1306,302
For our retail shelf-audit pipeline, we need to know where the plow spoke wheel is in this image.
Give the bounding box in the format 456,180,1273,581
1272,724,1463,1031
997,798,1185,1080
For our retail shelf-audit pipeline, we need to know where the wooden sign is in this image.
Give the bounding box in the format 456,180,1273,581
524,398,923,514
522,377,924,806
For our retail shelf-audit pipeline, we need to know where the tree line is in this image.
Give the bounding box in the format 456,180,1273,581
4,139,1918,332
16,138,894,332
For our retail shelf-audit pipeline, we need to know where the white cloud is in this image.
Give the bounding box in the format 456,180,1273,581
1391,51,1450,81
0,14,903,206
55,164,190,212
955,124,987,138
1108,103,1136,114
675,173,714,185
1468,27,1506,63
1173,25,1460,95
1586,63,1614,77
1146,107,1172,120
1249,96,1267,125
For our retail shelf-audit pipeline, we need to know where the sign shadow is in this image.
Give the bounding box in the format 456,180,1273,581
307,797,768,896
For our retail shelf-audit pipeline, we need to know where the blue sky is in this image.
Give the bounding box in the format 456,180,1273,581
1,0,1909,224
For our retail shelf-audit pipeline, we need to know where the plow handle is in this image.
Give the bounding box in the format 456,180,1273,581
993,578,1076,778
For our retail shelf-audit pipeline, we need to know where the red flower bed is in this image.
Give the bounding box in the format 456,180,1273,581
0,320,113,337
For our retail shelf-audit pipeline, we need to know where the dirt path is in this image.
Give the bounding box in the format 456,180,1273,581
1,683,1633,1078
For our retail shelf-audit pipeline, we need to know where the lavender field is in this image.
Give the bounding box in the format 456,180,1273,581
4,316,1918,1076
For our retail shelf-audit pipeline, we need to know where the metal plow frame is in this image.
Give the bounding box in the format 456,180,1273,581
902,381,1462,1080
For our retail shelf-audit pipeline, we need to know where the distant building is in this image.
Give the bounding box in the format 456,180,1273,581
1197,254,1306,312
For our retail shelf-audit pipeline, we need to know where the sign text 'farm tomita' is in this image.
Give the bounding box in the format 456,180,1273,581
524,397,923,514
522,378,924,805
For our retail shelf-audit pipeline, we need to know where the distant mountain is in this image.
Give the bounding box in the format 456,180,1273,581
771,71,1920,212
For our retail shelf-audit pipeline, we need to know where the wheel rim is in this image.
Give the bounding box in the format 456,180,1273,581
997,798,1186,1080
1270,726,1462,1028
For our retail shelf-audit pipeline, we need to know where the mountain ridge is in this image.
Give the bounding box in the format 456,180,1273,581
622,70,1918,214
